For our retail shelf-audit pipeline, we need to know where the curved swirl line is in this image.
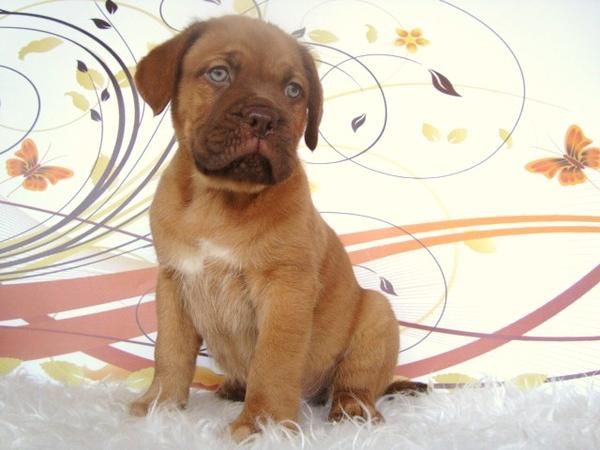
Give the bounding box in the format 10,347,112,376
0,11,138,259
0,64,41,155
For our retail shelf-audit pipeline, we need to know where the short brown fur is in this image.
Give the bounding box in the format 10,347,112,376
129,15,424,443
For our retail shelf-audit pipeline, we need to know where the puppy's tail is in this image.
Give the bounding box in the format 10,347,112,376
382,379,429,397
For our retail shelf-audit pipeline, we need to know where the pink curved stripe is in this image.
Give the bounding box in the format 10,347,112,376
397,264,600,378
0,302,156,359
0,267,157,319
397,320,600,341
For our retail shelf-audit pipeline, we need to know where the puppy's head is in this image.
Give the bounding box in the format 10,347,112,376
135,15,323,192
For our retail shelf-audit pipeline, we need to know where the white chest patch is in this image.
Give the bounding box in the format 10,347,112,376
169,239,255,381
168,239,239,276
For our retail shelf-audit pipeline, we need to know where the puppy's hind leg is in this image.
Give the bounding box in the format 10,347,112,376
328,289,399,423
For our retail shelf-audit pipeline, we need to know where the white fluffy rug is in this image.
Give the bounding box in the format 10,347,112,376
1,374,599,449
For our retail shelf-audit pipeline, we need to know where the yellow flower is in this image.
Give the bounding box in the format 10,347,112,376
394,28,430,53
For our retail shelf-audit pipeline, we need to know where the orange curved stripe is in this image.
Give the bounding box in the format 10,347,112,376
348,226,600,264
340,215,600,246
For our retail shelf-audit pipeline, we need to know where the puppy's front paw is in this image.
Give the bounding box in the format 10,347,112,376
129,383,188,417
228,414,260,443
129,399,152,417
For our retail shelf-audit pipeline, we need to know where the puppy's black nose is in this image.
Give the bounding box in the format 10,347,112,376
243,106,279,138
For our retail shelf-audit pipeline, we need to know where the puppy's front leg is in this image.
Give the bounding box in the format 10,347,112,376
130,267,201,416
229,269,315,442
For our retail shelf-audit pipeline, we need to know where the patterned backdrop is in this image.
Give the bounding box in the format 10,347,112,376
0,0,599,390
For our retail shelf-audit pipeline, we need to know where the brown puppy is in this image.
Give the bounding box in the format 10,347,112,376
130,15,424,442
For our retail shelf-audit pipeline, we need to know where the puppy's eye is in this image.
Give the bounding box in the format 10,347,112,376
284,82,302,98
206,66,230,84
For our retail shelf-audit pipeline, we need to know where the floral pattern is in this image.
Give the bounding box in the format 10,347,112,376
394,27,430,53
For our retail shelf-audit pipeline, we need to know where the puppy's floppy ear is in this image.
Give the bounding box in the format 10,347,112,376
299,47,323,151
135,22,206,115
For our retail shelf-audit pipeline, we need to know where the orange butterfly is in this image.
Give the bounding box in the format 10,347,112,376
526,125,600,186
5,138,73,191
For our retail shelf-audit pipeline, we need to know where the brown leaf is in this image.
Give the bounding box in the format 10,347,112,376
292,27,305,39
380,277,397,295
429,69,461,97
351,113,367,132
90,109,102,122
105,0,118,14
91,18,111,29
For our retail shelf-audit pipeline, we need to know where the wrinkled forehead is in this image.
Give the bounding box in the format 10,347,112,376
182,18,305,78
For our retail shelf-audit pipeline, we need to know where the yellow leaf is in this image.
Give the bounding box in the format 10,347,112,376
193,366,224,387
511,373,547,390
65,91,90,111
499,128,513,149
433,373,477,385
308,30,339,44
76,67,105,90
83,364,129,381
18,37,62,60
309,180,318,193
41,361,85,385
233,0,258,17
147,42,158,51
365,24,378,43
464,238,496,253
115,66,136,88
127,367,154,390
447,128,468,144
0,357,22,375
422,123,441,142
90,154,110,185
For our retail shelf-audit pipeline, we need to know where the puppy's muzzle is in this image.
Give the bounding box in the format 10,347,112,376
194,103,291,185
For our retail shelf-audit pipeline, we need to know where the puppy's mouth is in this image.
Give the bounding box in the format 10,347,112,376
194,138,275,185
204,153,274,185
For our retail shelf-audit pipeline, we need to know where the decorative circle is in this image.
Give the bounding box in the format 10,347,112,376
321,211,448,353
